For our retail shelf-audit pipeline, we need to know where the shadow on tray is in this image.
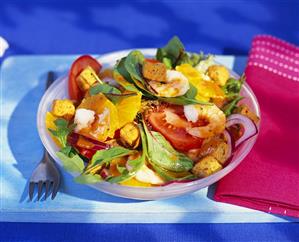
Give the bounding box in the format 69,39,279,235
7,70,140,204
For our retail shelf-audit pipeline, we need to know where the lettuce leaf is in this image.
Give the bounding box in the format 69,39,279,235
56,149,85,173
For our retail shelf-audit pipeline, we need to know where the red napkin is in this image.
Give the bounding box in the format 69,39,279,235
214,35,299,218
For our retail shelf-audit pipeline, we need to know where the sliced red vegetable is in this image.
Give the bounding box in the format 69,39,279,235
221,129,236,166
67,132,109,159
223,129,234,160
68,133,109,150
68,55,102,101
100,168,110,179
77,147,96,159
226,114,258,147
147,106,204,151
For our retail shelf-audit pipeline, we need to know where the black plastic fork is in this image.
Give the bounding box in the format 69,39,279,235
29,72,61,201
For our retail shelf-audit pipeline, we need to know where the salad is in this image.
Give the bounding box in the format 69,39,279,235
46,36,259,187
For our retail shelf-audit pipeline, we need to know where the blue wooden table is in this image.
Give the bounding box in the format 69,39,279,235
1,1,299,241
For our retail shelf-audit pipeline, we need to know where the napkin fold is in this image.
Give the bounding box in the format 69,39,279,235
214,35,299,218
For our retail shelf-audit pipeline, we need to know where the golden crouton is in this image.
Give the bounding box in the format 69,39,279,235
119,122,140,149
192,156,223,178
211,141,229,165
142,61,167,82
51,99,75,120
187,136,222,161
77,66,100,91
207,65,230,86
235,104,260,124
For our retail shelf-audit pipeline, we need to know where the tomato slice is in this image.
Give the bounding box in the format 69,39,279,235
68,55,102,101
147,106,204,151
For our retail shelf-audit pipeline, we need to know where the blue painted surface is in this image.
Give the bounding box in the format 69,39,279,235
1,222,299,242
1,0,299,241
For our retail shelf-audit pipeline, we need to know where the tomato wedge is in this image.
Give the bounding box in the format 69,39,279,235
68,55,102,101
147,106,204,151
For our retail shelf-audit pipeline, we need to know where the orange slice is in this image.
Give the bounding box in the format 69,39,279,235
120,178,152,187
116,91,142,128
45,111,62,147
176,64,225,101
78,93,119,141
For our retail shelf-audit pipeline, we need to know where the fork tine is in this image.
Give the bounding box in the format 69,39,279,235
29,182,35,201
37,181,43,201
51,181,59,200
44,181,51,200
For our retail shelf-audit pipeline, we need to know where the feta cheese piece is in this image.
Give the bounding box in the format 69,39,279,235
97,107,110,124
93,108,110,134
195,55,215,73
74,108,95,132
135,165,164,185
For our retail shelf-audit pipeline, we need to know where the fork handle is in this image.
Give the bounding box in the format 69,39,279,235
46,71,55,90
42,150,53,164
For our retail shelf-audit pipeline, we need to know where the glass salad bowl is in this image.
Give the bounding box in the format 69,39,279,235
37,49,260,200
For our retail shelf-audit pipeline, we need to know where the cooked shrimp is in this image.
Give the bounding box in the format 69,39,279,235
148,70,189,97
184,104,226,138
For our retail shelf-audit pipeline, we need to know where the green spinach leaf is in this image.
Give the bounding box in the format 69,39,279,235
56,150,85,173
156,36,204,67
74,174,102,184
115,52,156,99
184,83,197,99
124,50,145,83
107,124,147,183
106,171,131,183
159,96,210,105
89,82,137,104
90,147,135,167
105,93,137,104
89,83,121,96
150,163,195,182
156,36,185,67
115,57,135,84
48,118,75,147
223,75,245,96
176,52,204,67
143,121,193,172
222,96,244,116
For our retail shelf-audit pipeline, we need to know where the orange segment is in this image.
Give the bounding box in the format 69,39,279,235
120,178,152,187
78,93,119,141
116,91,142,128
176,64,225,101
45,111,62,147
